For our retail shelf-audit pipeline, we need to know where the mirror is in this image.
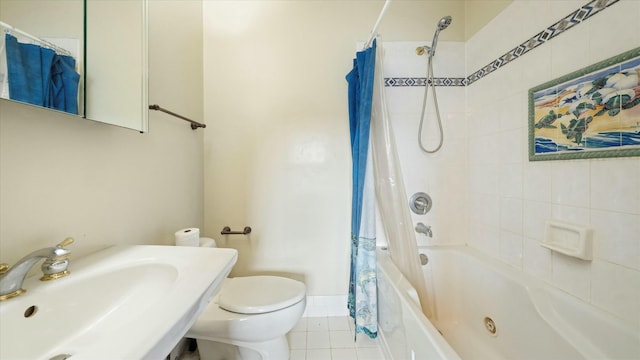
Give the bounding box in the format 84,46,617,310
0,0,84,116
0,0,148,132
85,0,148,132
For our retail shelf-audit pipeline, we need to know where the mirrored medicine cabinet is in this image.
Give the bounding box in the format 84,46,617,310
0,0,148,132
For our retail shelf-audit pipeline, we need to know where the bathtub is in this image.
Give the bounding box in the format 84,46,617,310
376,245,639,360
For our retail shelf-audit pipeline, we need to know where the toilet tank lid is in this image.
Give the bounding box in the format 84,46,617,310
218,276,306,314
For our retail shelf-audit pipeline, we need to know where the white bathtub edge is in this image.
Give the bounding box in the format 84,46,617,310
377,248,462,360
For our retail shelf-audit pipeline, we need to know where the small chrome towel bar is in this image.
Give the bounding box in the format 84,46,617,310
149,104,206,130
221,226,252,235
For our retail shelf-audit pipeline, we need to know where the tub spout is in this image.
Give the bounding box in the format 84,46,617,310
415,223,432,237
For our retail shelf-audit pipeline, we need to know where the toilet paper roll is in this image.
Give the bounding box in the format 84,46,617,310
199,237,217,248
175,227,200,247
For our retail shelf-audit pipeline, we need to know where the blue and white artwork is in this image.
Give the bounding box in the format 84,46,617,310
529,48,640,160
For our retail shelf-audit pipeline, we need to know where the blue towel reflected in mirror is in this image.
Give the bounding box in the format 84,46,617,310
5,34,79,114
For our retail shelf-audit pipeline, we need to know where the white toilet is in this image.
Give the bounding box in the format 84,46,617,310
186,241,306,360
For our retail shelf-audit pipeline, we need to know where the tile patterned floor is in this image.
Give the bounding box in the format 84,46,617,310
287,317,385,360
179,316,385,360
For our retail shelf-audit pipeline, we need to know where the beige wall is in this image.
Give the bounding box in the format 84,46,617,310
0,1,204,264
202,1,465,296
0,0,513,296
464,0,511,40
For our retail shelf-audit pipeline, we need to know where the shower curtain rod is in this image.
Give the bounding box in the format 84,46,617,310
149,104,206,130
363,0,392,49
0,21,73,57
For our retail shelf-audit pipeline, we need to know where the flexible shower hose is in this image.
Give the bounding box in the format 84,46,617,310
418,53,444,153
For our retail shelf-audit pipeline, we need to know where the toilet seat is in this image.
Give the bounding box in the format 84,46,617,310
218,276,306,314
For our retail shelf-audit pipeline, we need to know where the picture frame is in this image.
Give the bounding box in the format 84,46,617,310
528,47,640,161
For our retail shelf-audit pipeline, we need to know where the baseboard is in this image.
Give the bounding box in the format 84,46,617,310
302,295,349,317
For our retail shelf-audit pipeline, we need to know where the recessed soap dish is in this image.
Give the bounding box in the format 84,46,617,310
541,220,593,260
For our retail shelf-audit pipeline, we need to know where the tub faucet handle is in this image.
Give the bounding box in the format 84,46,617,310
415,222,433,237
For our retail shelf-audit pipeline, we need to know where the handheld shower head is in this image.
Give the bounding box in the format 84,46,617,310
437,16,452,31
429,15,452,57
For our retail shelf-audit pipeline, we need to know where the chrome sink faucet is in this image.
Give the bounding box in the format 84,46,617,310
0,237,74,301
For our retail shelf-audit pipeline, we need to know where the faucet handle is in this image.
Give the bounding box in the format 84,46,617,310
40,237,74,281
0,263,8,275
57,237,74,248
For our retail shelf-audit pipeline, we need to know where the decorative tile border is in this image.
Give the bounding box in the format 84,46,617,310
385,77,466,87
385,0,620,87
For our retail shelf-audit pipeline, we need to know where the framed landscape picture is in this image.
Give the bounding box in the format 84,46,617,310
529,47,640,161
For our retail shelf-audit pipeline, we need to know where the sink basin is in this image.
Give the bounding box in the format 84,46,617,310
0,245,237,360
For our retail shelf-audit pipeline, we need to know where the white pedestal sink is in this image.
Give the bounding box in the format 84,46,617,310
0,245,237,360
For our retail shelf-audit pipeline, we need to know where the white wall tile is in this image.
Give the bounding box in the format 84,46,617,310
500,91,528,130
384,87,423,116
499,163,523,198
364,0,640,335
551,254,591,300
588,0,640,63
591,210,640,270
468,223,501,256
430,88,466,121
500,230,523,269
445,112,468,141
464,0,637,333
550,1,585,19
500,197,523,234
523,237,553,282
432,42,467,77
469,134,500,165
465,25,497,74
551,160,590,208
551,204,590,225
500,128,524,164
523,200,552,241
590,158,640,214
472,106,502,136
550,17,590,79
591,260,640,327
469,164,500,196
382,42,428,78
520,43,553,90
523,161,552,202
469,193,500,230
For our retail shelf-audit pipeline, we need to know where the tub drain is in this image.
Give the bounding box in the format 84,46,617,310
483,317,497,336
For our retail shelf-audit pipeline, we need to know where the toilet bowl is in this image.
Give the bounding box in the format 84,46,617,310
182,237,306,360
187,275,306,360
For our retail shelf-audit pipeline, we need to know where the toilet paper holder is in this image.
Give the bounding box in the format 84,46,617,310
221,226,252,235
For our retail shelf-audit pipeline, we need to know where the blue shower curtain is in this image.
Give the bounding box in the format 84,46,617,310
346,40,377,339
5,34,79,114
